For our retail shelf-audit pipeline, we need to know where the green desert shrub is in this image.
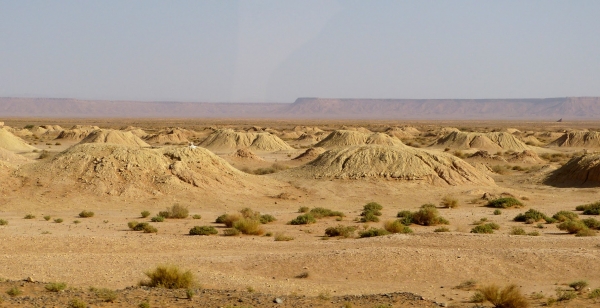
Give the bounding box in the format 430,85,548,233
310,207,344,218
45,282,67,292
556,288,577,301
215,213,241,227
159,204,189,219
259,214,276,224
189,226,218,236
239,207,260,220
576,201,600,215
54,218,63,223
552,211,578,222
94,288,117,302
474,284,529,308
493,209,502,215
358,228,390,238
440,196,459,208
411,206,449,226
383,220,413,234
68,298,88,308
44,215,51,221
128,221,139,229
324,225,357,238
510,227,527,235
223,228,241,236
575,228,597,237
582,218,600,229
486,197,524,209
568,280,588,291
0,219,7,226
589,288,600,299
141,211,151,218
142,224,158,233
274,233,294,241
360,211,380,223
558,220,588,234
24,214,35,219
130,222,149,231
396,210,413,225
290,214,316,225
232,218,264,235
139,265,194,289
361,202,383,216
514,209,554,223
151,216,164,222
192,214,201,219
298,206,309,213
78,210,94,218
434,226,450,232
471,223,499,234
6,286,22,297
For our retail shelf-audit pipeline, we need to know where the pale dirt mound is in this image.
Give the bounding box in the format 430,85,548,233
468,150,507,162
144,129,189,144
545,154,600,187
77,129,150,147
279,131,302,139
434,131,530,151
56,125,100,141
315,130,404,148
285,145,494,186
520,135,545,146
7,128,33,137
548,131,600,147
385,126,420,139
0,147,30,165
19,143,272,196
200,129,293,152
507,150,545,164
229,148,264,161
122,126,148,138
0,128,38,153
293,147,326,161
340,126,372,133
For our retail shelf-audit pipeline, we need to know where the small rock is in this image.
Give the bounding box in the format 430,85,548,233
25,277,34,282
274,297,283,304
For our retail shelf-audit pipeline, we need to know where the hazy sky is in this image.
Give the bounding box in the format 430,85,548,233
1,1,599,103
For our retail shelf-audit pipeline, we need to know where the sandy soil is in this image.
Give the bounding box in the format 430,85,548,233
1,119,600,307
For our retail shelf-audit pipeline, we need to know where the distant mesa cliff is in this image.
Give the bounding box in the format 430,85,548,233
1,97,600,119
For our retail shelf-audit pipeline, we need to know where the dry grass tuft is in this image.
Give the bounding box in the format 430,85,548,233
139,265,194,289
475,284,529,308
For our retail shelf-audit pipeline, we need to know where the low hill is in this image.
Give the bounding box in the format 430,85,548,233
285,145,494,186
548,131,600,147
2,96,600,119
200,129,293,152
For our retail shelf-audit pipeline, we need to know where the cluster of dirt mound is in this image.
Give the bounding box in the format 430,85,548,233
56,125,100,141
434,131,530,152
0,128,38,153
293,147,326,162
78,129,150,147
286,145,494,186
507,150,545,164
19,144,270,196
545,153,600,187
468,150,507,162
385,126,420,139
200,129,293,152
315,130,404,148
229,148,264,161
548,131,600,147
144,129,190,144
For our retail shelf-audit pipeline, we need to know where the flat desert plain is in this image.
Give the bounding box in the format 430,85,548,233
1,119,600,307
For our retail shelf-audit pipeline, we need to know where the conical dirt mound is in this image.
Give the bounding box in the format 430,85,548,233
19,143,271,196
144,129,189,144
293,147,326,162
315,130,404,148
434,131,529,151
0,147,30,165
0,128,38,153
78,129,150,147
545,154,600,187
229,148,264,161
200,129,293,152
507,150,544,164
286,145,494,186
56,125,100,141
548,131,600,147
